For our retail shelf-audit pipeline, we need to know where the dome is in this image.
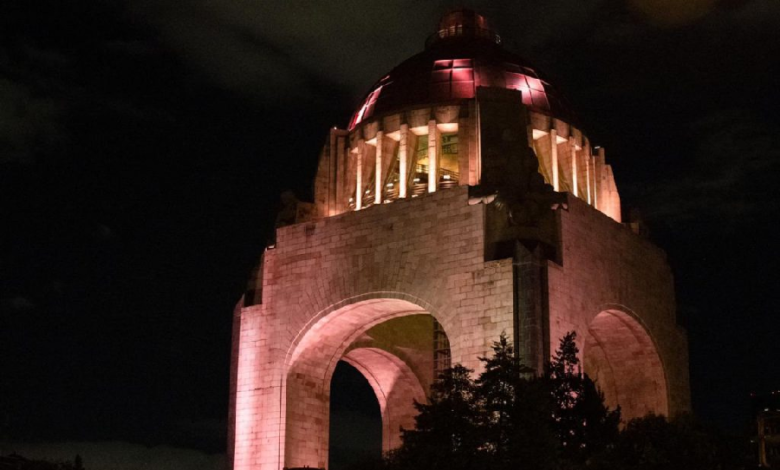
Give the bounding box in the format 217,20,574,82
348,9,574,130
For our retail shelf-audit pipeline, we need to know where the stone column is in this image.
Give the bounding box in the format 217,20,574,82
427,119,438,193
550,129,559,191
514,242,548,374
584,144,592,205
594,147,605,210
375,130,384,205
328,129,338,216
336,135,347,214
356,139,364,210
457,105,471,186
399,124,409,199
570,137,578,197
470,100,481,185
232,306,285,470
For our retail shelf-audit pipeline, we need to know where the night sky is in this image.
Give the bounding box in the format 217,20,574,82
2,0,779,468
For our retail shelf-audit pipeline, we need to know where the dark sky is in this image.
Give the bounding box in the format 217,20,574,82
2,0,779,468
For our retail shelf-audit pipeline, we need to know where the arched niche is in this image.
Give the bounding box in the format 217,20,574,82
283,298,449,469
342,347,426,452
583,309,669,421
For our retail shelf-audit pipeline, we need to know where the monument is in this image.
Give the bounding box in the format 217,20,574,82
228,9,691,470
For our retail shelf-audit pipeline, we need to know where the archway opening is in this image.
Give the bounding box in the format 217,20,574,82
284,298,451,469
329,361,382,470
583,309,669,421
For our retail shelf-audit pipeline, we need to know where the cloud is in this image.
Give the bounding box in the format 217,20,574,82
122,0,780,110
628,0,718,26
632,109,780,233
0,441,225,470
1,296,36,311
123,0,603,105
0,77,64,164
125,0,447,104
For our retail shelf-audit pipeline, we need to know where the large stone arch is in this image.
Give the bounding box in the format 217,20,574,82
283,296,448,469
342,347,426,452
582,307,669,421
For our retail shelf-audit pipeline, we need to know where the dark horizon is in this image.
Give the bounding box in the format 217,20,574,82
2,0,779,468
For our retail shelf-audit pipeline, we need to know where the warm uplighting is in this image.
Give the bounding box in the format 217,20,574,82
409,126,428,136
437,122,458,133
349,85,383,130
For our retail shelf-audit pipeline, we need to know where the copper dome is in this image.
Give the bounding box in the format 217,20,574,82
349,9,574,130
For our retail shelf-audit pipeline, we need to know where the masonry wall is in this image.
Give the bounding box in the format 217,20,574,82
230,186,691,470
232,186,515,470
548,194,691,416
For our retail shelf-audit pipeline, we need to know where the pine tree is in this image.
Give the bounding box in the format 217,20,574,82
476,333,558,470
476,333,521,461
391,365,481,470
547,332,620,465
386,333,621,470
590,414,746,470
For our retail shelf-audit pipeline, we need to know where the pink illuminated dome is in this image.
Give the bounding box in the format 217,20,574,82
313,8,622,222
349,8,574,130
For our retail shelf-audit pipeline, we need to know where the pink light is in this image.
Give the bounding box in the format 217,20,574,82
520,88,532,106
530,89,550,110
349,85,383,130
453,59,473,68
526,76,544,91
433,59,453,69
349,57,563,131
504,72,528,90
451,68,474,81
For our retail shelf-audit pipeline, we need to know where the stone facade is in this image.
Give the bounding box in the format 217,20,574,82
227,9,690,470
228,188,689,470
230,187,512,469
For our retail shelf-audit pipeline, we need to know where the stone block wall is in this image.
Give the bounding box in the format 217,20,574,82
231,186,515,470
229,186,690,470
547,194,690,417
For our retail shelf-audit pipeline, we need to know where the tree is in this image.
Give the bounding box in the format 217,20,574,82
385,333,748,470
476,333,558,470
589,413,749,470
476,333,522,462
390,365,481,470
0,454,86,470
386,333,622,470
546,332,620,465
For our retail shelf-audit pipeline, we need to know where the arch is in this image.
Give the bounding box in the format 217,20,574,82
328,361,382,469
283,296,446,469
284,292,444,370
342,348,426,452
583,308,669,421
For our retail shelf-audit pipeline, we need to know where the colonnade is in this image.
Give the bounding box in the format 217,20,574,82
314,107,621,223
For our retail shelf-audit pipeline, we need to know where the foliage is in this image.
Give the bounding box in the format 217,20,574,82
589,414,749,470
476,334,557,470
547,332,621,466
388,364,481,470
379,332,742,470
0,454,85,470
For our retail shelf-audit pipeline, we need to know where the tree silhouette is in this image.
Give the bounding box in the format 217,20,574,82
384,333,740,470
476,333,557,470
589,413,747,470
390,365,481,470
547,332,621,465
